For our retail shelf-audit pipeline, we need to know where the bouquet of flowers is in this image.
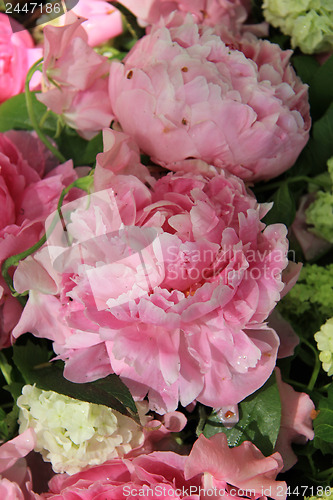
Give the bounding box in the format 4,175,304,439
0,0,332,498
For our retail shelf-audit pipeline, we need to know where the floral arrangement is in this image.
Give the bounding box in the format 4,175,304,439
0,0,332,499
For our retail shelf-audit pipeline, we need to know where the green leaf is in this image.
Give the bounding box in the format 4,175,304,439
4,406,19,441
56,128,104,167
0,351,13,385
289,104,333,178
292,55,320,86
263,183,296,227
4,382,26,402
0,93,57,136
313,385,333,453
268,33,290,50
0,408,8,441
310,103,333,169
0,94,103,167
314,409,333,442
13,342,139,424
203,373,281,457
250,0,265,23
309,54,333,120
0,403,19,442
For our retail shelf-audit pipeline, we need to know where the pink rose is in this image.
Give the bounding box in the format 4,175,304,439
109,16,310,182
37,14,113,139
275,367,315,471
0,131,78,349
0,14,42,103
39,433,286,500
13,151,289,413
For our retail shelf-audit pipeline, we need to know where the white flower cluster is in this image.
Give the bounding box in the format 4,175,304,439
17,385,146,474
314,317,333,376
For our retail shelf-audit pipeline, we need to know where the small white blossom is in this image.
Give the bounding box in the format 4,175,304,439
17,385,146,474
314,317,333,376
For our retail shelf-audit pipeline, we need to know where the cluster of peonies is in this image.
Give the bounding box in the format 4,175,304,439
34,5,311,181
108,14,310,182
13,130,289,414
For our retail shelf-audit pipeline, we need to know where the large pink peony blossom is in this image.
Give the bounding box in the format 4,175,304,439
0,14,42,103
37,14,113,139
108,16,310,182
117,0,251,33
13,141,289,413
0,131,79,349
38,433,286,500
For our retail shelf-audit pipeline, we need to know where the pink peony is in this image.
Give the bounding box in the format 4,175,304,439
0,130,78,349
117,0,251,33
13,148,289,413
275,367,315,471
37,14,113,139
108,16,310,182
0,14,42,103
38,433,286,500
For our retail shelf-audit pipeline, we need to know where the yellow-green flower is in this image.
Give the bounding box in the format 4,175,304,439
314,318,333,376
262,0,333,54
305,487,333,499
306,157,333,243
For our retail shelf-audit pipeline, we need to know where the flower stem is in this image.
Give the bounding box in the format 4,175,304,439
1,233,47,302
196,406,206,437
1,174,94,300
111,2,145,40
25,59,66,163
0,352,12,385
302,339,322,392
